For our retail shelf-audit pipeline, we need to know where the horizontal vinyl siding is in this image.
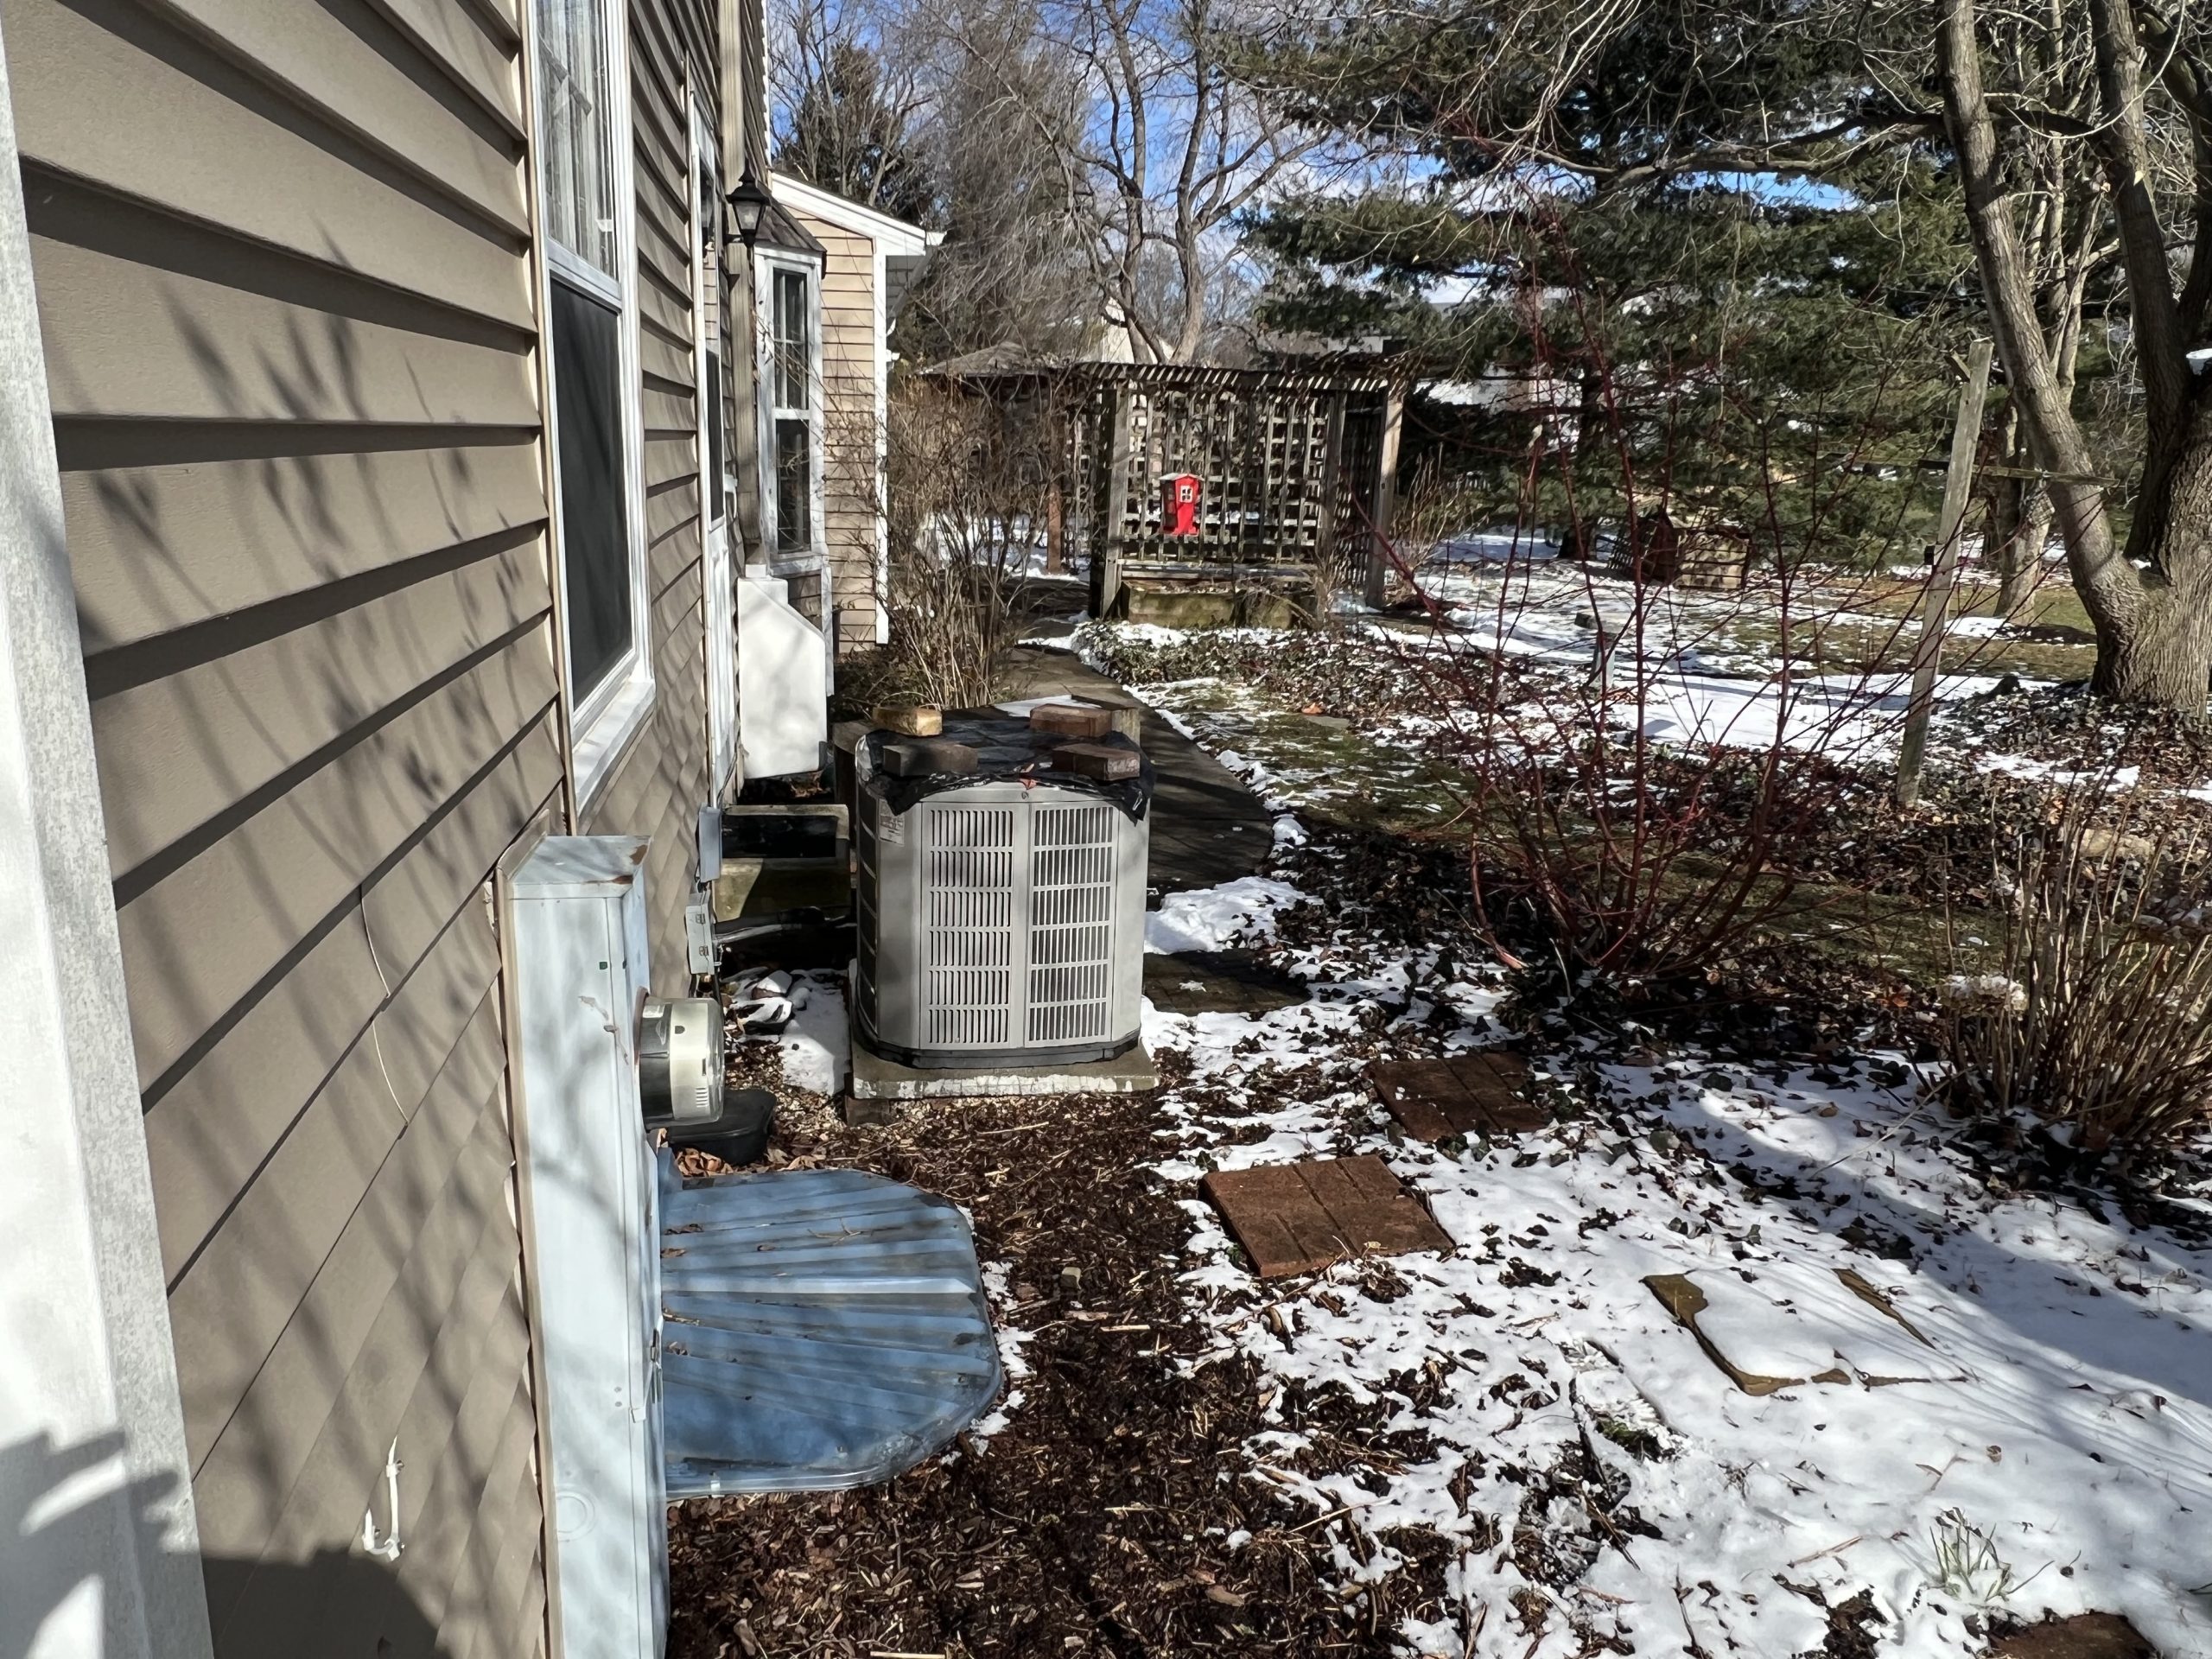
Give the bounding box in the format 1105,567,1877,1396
11,0,551,1646
788,202,880,646
582,0,712,983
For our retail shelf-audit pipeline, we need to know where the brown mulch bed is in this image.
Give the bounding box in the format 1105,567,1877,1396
665,1072,1456,1659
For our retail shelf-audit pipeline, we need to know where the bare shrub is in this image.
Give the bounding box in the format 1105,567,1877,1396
1941,799,2212,1154
875,379,1058,707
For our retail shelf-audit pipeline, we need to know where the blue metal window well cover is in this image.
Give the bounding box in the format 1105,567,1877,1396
658,1162,1003,1497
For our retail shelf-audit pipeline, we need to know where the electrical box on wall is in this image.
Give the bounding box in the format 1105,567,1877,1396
508,837,668,1659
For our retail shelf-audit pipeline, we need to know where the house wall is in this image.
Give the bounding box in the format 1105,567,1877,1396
8,0,559,1639
6,0,752,1642
786,200,880,652
578,0,722,987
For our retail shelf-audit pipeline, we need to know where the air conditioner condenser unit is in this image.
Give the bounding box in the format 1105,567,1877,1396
853,715,1151,1069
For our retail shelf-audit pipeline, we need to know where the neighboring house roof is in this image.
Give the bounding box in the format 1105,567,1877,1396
768,170,935,257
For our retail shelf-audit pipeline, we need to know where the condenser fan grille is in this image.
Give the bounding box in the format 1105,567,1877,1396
924,805,1016,1050
1027,803,1116,1045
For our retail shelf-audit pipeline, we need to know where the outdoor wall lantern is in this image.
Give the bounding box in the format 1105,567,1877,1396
725,164,772,252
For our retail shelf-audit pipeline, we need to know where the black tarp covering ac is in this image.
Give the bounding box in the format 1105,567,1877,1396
857,711,1155,822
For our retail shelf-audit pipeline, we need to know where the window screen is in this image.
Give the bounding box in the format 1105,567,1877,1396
773,268,811,412
775,417,811,559
536,0,617,276
552,281,632,699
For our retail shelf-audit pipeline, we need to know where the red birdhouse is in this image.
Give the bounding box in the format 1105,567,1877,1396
1160,473,1201,537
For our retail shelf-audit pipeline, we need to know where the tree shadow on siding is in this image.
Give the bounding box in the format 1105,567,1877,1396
0,1431,454,1659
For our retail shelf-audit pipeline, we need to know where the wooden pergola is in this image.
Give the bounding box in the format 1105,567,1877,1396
923,357,1403,623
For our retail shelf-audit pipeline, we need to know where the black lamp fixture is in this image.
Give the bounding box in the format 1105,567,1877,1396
725,163,772,252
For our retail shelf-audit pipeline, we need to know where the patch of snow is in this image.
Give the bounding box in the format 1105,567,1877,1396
1978,753,2142,791
1942,974,2028,1014
773,969,849,1095
1145,875,1312,955
1949,615,2009,639
965,1262,1034,1450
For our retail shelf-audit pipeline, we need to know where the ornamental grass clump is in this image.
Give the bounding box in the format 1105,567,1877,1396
1941,798,2212,1154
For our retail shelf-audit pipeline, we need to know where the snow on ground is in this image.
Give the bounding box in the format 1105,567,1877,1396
1624,665,1998,755
1140,839,2212,1658
1977,753,2145,791
772,969,850,1096
1145,874,1313,954
964,1262,1036,1452
1400,558,1999,759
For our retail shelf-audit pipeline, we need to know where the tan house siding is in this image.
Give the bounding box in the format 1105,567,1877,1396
785,206,882,652
10,0,556,1645
578,0,719,987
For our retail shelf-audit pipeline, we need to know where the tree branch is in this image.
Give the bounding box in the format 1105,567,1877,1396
2088,0,2194,429
1938,0,2131,610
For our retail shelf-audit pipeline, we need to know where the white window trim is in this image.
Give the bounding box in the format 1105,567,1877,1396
691,93,739,798
529,0,653,810
753,246,827,582
759,174,932,645
871,238,891,645
690,102,728,536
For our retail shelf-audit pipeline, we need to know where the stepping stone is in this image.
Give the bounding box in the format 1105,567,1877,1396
1202,1155,1454,1279
1368,1051,1543,1143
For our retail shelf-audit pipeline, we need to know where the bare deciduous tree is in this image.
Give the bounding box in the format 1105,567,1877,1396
772,0,936,219
956,0,1318,361
1935,0,2212,703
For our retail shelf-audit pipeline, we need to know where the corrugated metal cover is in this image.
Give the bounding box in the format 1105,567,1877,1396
658,1165,1002,1497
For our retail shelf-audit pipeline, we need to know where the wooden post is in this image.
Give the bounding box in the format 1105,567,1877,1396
1363,378,1406,610
1044,470,1065,575
1897,337,1993,808
1314,391,1346,618
1092,385,1133,618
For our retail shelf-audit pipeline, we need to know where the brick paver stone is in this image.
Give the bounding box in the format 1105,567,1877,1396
1367,1051,1543,1142
1201,1154,1455,1278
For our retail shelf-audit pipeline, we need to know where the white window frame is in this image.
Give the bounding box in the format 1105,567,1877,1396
690,106,734,538
753,247,827,580
690,95,739,797
529,0,652,806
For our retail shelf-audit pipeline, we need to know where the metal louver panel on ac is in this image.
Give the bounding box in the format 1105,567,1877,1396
1027,802,1116,1046
923,804,1016,1050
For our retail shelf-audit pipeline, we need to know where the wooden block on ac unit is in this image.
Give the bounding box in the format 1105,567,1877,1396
1051,741,1141,781
1028,702,1114,740
880,737,977,778
872,703,943,736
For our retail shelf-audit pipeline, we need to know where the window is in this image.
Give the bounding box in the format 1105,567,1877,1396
533,0,647,780
550,283,628,698
765,261,820,568
536,0,617,279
